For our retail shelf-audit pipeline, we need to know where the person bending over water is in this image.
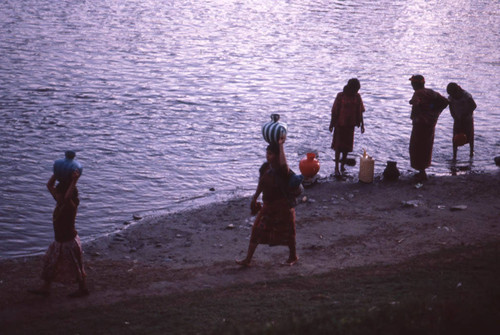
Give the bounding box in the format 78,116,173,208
447,82,477,160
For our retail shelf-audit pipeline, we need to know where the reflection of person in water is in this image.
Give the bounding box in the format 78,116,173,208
329,78,365,177
236,136,298,267
29,151,89,298
447,82,477,160
408,75,448,182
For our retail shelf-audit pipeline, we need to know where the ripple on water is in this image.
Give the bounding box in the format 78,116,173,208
0,0,498,257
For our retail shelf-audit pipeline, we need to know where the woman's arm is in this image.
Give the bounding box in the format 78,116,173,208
449,99,457,119
46,175,59,201
278,135,288,171
252,183,263,202
359,95,365,133
329,93,341,132
469,96,477,114
360,113,365,134
250,178,264,213
64,170,80,205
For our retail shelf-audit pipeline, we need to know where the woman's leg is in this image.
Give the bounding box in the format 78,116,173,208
286,241,298,265
418,169,427,181
236,242,258,266
334,151,341,176
341,152,347,172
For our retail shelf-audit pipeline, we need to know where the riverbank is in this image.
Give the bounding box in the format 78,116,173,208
1,171,499,333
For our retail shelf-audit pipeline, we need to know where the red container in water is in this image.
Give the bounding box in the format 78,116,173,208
453,133,468,146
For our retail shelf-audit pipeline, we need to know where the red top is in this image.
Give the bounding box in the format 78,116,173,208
259,163,289,204
410,88,448,124
330,92,365,128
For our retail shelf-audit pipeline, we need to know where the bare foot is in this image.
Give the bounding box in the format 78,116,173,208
235,259,251,267
333,173,346,181
284,257,299,266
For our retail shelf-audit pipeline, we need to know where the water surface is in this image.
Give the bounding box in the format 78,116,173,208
1,0,498,258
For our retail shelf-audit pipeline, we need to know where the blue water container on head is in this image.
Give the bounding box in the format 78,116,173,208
53,150,83,183
262,114,288,144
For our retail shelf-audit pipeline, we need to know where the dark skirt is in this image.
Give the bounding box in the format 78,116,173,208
250,199,296,246
410,120,435,170
331,126,355,152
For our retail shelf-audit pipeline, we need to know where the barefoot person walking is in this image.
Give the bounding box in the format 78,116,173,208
236,136,298,266
29,151,89,298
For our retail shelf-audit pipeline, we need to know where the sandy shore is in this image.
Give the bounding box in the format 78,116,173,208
1,171,499,325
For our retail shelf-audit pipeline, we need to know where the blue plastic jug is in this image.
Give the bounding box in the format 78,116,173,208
262,114,287,144
53,151,83,182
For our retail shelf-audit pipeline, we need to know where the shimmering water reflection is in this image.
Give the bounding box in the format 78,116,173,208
0,0,498,257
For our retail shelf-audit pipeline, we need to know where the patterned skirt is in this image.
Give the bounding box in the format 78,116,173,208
250,199,296,246
41,235,86,284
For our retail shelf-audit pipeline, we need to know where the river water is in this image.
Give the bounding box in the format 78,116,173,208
1,0,498,258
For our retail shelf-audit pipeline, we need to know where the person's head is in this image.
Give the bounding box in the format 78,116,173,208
409,75,425,90
65,150,76,159
343,78,361,95
447,82,463,98
266,142,280,163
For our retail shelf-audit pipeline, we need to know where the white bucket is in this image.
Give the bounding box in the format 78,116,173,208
359,150,374,183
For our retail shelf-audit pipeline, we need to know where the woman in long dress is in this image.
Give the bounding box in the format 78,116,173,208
409,75,448,182
236,136,298,266
329,78,365,177
29,151,88,298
